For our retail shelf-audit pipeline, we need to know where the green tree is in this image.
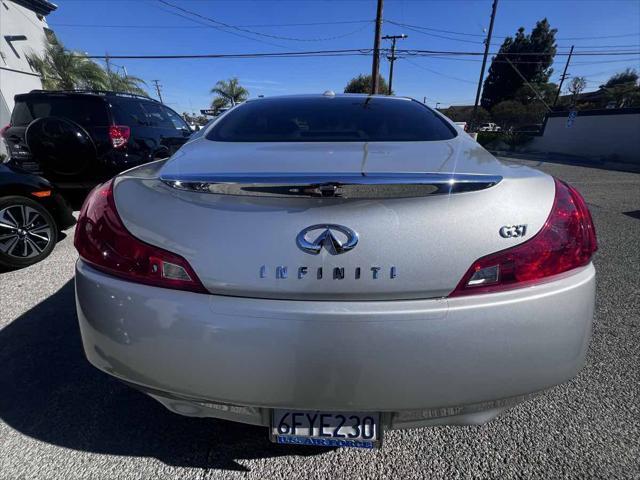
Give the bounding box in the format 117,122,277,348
27,36,148,95
491,100,527,130
344,74,391,94
567,76,586,106
600,69,640,108
491,100,545,130
210,77,249,109
27,36,106,90
210,96,230,114
103,70,148,96
514,81,557,106
481,19,557,110
601,68,638,88
440,106,490,125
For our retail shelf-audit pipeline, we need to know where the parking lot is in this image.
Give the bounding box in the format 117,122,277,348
0,157,638,480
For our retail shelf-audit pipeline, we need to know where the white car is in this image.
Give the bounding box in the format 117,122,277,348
74,94,596,449
478,122,501,132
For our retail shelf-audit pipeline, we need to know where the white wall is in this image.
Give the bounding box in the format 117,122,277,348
0,0,50,154
525,111,640,164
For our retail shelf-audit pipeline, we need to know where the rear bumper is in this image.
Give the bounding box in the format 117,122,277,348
75,260,595,428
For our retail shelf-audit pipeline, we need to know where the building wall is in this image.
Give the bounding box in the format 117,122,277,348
525,109,640,164
0,0,51,154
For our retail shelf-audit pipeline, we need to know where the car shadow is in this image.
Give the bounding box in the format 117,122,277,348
0,280,330,472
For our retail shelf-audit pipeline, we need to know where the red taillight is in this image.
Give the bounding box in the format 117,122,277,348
449,178,597,297
108,125,130,149
74,179,207,294
0,123,10,137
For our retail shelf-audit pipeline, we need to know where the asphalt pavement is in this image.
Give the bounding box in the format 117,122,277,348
0,157,638,479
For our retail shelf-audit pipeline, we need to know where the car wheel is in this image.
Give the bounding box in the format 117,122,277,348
0,196,58,269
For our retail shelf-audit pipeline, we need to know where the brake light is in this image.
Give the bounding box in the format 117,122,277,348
0,124,10,137
108,125,130,148
74,179,207,293
449,178,597,297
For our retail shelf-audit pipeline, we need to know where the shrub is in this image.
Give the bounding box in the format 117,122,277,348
476,131,502,146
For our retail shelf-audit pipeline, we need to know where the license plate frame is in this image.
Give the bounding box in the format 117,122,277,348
270,410,382,449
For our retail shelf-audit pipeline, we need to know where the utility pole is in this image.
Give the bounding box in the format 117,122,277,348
370,0,384,94
553,45,574,108
383,34,407,95
152,80,164,103
471,0,499,129
105,52,111,74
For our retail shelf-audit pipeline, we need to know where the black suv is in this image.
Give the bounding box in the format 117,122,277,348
1,90,192,188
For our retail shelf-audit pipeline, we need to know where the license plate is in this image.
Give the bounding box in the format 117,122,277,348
270,410,381,449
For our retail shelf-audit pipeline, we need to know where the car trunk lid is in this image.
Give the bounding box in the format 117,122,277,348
112,138,555,300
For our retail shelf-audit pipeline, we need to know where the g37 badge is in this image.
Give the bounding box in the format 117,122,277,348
499,224,528,238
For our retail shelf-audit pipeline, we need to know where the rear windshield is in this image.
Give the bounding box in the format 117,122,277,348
206,97,456,142
111,99,189,130
11,96,109,127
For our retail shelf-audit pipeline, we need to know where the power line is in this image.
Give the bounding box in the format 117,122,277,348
50,20,373,29
399,49,640,57
407,54,640,65
151,2,291,49
387,22,484,45
83,48,640,60
386,20,640,42
156,0,368,42
402,57,476,84
84,49,375,60
386,20,489,38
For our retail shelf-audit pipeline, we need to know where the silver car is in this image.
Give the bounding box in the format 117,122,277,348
74,94,597,449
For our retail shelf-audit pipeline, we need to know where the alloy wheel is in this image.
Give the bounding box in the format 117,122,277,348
0,204,54,259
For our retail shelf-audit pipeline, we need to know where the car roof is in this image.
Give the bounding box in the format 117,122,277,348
17,90,158,103
246,93,414,103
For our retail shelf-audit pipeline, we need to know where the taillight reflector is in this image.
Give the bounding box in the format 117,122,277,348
74,179,207,293
31,190,52,198
449,178,597,297
108,125,130,149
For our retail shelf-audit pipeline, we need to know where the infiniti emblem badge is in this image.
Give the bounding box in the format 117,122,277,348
296,224,359,255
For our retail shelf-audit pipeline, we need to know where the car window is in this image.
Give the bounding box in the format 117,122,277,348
137,102,184,130
162,107,189,130
137,102,172,128
11,97,109,127
207,97,456,142
111,99,151,126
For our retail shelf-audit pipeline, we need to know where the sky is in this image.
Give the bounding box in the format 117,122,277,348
46,0,640,114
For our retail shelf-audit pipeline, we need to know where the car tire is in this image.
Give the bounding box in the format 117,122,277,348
0,196,58,269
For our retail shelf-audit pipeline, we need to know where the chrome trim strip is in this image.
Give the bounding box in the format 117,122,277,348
160,172,502,198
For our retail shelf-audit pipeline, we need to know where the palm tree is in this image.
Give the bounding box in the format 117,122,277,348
210,77,249,110
211,96,229,114
104,70,148,96
27,37,147,95
27,36,107,90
